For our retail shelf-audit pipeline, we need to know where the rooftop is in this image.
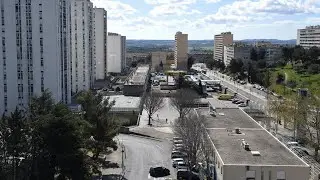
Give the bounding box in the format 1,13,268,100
125,66,149,85
103,95,141,112
197,108,308,166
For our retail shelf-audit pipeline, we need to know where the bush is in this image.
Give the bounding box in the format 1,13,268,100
307,64,320,74
286,80,297,89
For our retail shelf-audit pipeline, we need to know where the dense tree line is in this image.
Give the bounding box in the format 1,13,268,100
0,90,118,180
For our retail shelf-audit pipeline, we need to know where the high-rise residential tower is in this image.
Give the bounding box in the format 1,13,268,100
0,0,72,114
297,25,320,49
71,0,94,94
107,33,126,73
174,31,188,70
214,32,233,62
93,8,107,80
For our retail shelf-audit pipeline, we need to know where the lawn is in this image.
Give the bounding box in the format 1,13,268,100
270,64,320,97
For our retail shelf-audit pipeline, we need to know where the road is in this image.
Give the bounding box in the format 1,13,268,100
119,134,176,180
207,70,268,111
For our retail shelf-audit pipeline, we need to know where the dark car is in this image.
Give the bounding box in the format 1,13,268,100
149,167,170,178
177,169,200,180
235,100,244,104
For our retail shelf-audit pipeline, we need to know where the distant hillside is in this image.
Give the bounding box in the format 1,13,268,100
237,39,296,45
127,39,296,48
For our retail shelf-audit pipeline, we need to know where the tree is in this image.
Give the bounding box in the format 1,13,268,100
144,93,164,125
171,88,197,118
173,112,205,168
304,95,320,160
282,47,294,65
293,45,307,63
267,100,287,134
77,91,118,159
187,56,195,71
159,61,164,70
308,46,320,64
228,58,243,74
131,61,137,68
250,48,258,61
258,48,266,60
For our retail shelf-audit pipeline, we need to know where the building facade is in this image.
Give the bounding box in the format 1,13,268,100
151,52,167,70
107,32,126,73
0,0,72,114
214,32,233,62
297,25,320,49
174,31,188,70
93,8,107,80
223,43,251,66
71,0,94,94
197,108,310,180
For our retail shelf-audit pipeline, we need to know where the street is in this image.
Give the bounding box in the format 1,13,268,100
119,134,176,180
207,70,268,111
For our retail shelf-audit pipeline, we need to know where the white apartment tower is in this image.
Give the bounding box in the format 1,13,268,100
93,8,107,80
174,31,188,70
297,25,320,49
214,32,233,62
107,33,126,73
0,0,72,114
71,0,94,94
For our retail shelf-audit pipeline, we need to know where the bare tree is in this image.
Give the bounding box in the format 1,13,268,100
173,112,205,168
200,128,214,179
171,88,197,118
304,95,320,159
144,93,164,125
267,99,286,134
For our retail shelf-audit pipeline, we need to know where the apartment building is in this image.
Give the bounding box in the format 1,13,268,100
254,41,282,66
107,33,126,73
223,43,251,66
174,31,188,70
93,8,107,80
297,25,320,49
0,0,72,114
71,0,94,94
197,108,310,180
214,32,233,62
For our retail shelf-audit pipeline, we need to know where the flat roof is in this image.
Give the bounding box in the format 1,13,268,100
125,66,149,85
197,108,308,166
103,95,141,112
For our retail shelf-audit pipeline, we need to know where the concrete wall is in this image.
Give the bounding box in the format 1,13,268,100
223,165,310,180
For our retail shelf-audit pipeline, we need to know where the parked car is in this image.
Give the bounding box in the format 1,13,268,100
149,167,170,177
291,146,310,156
235,100,244,104
238,103,247,107
174,139,183,144
286,141,299,148
172,158,185,168
171,151,187,159
232,99,239,103
176,161,188,170
173,137,183,141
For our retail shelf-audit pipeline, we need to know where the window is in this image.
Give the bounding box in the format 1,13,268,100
261,171,264,180
246,171,255,180
277,171,285,180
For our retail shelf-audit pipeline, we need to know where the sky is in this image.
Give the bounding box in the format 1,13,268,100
91,0,320,40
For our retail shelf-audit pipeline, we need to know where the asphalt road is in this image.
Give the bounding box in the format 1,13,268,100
207,71,268,111
119,134,176,180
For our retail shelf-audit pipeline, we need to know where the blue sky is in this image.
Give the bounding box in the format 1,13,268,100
92,0,320,40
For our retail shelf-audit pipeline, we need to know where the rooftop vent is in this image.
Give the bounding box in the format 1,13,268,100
251,151,261,156
241,139,250,151
235,128,241,134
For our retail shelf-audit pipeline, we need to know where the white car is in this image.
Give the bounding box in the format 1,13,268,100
286,141,299,148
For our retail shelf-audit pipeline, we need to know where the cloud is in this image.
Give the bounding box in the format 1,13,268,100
147,0,200,16
206,0,221,3
91,0,137,20
144,0,196,5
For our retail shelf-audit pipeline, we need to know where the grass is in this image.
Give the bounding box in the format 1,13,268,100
270,64,320,97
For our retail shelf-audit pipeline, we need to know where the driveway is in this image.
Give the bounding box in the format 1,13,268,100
119,134,176,180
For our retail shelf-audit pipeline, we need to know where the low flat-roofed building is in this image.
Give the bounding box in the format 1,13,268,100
197,108,310,180
104,95,141,113
123,65,150,96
